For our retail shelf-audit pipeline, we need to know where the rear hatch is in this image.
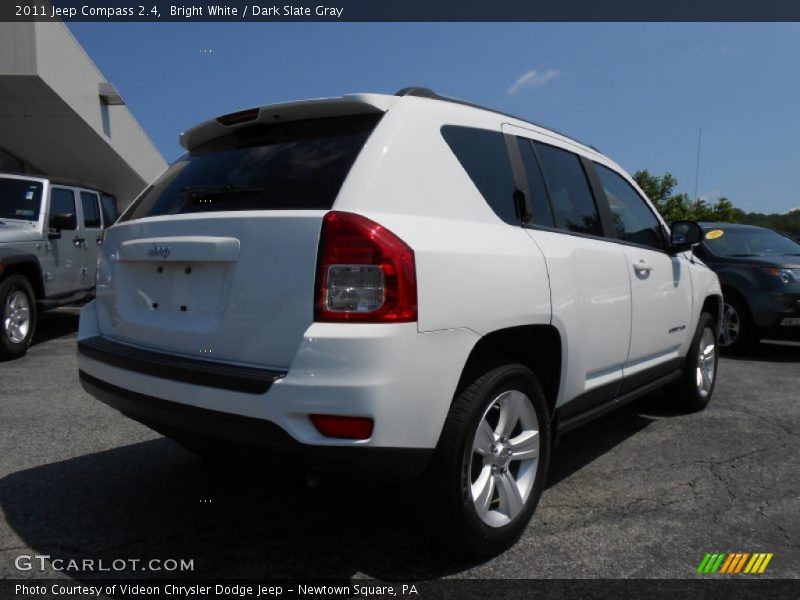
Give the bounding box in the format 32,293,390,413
96,111,382,369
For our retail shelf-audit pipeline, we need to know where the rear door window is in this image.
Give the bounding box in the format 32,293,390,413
80,191,102,228
441,125,518,224
122,114,382,221
534,142,602,236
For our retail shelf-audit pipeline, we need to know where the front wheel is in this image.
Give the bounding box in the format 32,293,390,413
669,312,719,412
432,363,551,556
0,274,37,360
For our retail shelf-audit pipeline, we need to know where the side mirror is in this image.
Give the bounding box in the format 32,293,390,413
49,212,76,232
48,212,76,239
669,220,703,253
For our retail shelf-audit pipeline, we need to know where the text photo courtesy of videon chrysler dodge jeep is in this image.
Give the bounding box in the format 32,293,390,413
0,5,798,600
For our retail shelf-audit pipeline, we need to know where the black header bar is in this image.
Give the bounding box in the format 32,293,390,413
4,0,800,22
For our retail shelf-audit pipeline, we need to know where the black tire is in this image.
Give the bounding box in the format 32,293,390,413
718,294,758,354
0,274,37,360
431,363,551,556
669,312,719,412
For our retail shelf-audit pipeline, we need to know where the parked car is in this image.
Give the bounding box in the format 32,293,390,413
693,222,800,351
77,88,721,554
0,173,119,358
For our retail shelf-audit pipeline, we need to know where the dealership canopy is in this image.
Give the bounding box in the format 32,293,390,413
0,21,166,206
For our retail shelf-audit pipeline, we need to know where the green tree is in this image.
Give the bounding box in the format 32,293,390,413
634,169,800,238
692,198,714,221
633,170,693,223
710,197,744,222
633,172,751,224
632,170,678,215
660,193,693,222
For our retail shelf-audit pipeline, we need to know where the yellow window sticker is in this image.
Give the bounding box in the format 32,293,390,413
705,229,724,240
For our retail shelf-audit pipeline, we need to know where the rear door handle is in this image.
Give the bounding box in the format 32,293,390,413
633,259,653,275
73,237,85,248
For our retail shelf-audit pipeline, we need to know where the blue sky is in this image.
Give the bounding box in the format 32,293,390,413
68,23,800,214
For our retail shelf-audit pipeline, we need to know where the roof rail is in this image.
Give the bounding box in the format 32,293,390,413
394,86,599,152
395,87,440,99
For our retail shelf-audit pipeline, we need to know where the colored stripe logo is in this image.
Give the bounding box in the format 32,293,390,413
697,552,773,574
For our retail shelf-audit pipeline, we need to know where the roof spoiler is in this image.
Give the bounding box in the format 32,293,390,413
179,94,395,151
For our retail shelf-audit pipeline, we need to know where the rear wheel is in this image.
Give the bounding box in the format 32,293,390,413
670,312,718,412
0,275,36,360
432,363,550,556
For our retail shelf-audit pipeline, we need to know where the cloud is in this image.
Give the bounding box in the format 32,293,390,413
507,69,561,95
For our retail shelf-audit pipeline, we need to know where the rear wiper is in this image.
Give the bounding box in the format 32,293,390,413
181,184,263,200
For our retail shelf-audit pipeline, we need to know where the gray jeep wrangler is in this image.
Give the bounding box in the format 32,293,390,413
0,173,118,359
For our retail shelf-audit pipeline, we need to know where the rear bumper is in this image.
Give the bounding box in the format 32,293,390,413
78,335,285,394
80,370,432,480
78,300,479,452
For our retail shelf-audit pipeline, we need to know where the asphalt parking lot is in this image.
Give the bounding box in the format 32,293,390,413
0,308,798,581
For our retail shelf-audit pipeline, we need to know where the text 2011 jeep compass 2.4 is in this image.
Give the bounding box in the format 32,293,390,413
78,88,722,554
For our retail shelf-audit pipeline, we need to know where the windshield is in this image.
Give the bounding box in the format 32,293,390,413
122,114,381,222
702,226,800,257
0,178,43,222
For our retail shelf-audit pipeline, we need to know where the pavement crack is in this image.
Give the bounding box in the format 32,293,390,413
718,405,798,438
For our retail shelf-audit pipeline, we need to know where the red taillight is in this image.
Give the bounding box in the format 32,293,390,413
216,108,259,126
315,211,417,323
310,414,374,440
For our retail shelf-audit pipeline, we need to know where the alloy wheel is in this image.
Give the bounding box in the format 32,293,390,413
696,327,717,398
469,389,540,528
3,289,31,344
718,302,740,347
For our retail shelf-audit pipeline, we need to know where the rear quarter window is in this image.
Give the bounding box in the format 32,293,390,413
441,125,518,224
122,114,381,221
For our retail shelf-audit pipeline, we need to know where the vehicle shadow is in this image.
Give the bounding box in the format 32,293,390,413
31,308,80,347
0,399,663,582
723,340,800,364
0,438,476,581
548,396,657,487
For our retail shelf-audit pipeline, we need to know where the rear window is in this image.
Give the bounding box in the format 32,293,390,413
122,114,381,221
0,178,43,221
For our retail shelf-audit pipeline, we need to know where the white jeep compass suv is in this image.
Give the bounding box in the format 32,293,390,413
77,88,722,554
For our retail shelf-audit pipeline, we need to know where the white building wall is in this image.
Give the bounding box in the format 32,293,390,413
0,22,37,75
